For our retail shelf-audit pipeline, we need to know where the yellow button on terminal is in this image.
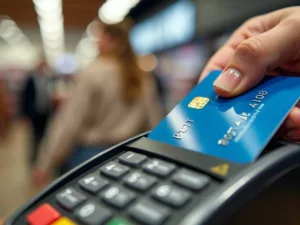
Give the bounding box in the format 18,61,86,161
51,217,77,225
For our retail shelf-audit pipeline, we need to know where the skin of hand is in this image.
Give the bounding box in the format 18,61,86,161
199,6,300,141
32,165,53,189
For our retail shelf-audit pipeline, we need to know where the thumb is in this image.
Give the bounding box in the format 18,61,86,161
213,19,300,97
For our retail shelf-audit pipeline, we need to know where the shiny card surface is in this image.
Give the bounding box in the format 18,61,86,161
148,70,300,164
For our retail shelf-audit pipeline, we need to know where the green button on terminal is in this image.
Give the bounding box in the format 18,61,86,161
107,218,132,225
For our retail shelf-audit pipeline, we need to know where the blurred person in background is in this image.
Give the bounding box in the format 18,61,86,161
51,75,75,111
0,78,11,139
21,59,53,165
33,18,163,186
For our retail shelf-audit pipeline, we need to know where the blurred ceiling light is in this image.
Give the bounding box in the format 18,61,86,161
33,0,65,65
41,30,63,40
45,51,62,59
44,47,62,54
0,19,22,39
86,21,102,41
43,38,64,49
36,7,62,20
40,26,63,37
0,18,32,48
78,48,99,58
0,19,16,30
99,2,127,24
1,26,19,39
43,39,63,48
40,25,63,35
75,37,99,69
99,12,125,25
78,37,95,48
137,54,158,72
76,37,99,58
7,33,25,44
43,44,64,51
98,0,140,24
33,0,61,11
22,40,32,47
38,18,64,32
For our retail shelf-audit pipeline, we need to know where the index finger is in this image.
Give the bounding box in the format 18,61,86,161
199,43,236,81
199,7,289,82
199,16,266,81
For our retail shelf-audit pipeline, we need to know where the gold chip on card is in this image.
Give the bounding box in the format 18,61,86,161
188,97,209,109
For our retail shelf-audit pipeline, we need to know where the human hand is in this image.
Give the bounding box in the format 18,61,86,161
200,6,300,141
32,165,53,189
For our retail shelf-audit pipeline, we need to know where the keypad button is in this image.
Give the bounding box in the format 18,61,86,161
106,218,133,225
101,186,136,208
56,188,86,211
129,199,169,225
119,151,147,167
27,203,61,225
100,162,129,179
152,184,191,207
124,172,157,191
172,169,210,191
51,217,76,225
143,159,176,177
79,175,108,194
75,201,112,225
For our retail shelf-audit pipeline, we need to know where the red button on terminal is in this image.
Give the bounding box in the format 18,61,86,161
27,203,61,225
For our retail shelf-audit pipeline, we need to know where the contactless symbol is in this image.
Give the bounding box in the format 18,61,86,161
188,97,209,109
210,163,230,176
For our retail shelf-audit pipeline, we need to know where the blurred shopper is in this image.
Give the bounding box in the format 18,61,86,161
33,18,163,186
21,60,52,165
0,78,11,139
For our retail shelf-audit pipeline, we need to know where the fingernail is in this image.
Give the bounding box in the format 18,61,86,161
213,68,242,92
286,129,300,141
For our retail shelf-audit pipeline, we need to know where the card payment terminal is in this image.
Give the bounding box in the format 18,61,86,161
5,71,300,225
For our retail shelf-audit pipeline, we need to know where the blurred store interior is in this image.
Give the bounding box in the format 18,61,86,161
0,0,299,219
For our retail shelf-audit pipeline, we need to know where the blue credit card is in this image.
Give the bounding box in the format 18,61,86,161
148,70,300,164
